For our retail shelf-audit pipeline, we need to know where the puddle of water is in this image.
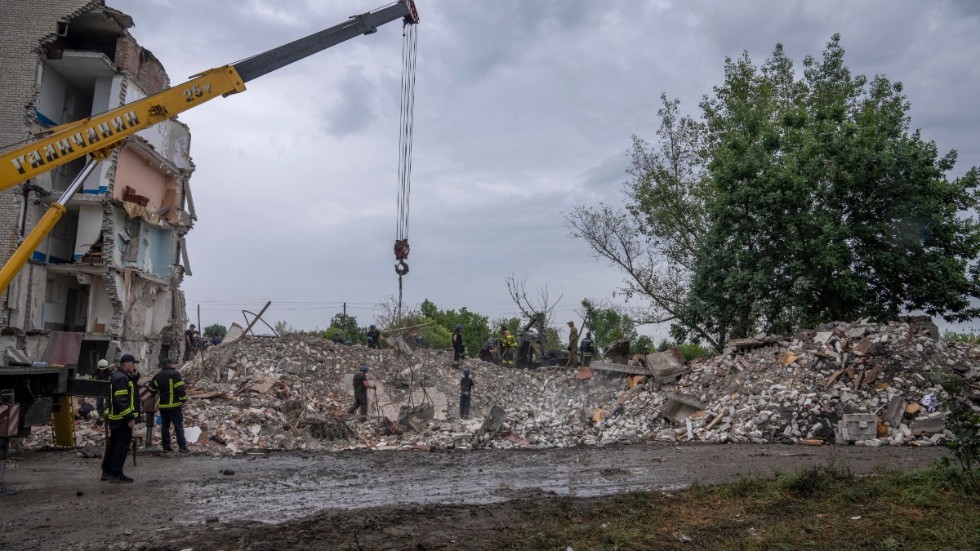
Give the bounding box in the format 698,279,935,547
177,455,685,524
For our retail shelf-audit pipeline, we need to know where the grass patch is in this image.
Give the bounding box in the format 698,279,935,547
495,464,980,550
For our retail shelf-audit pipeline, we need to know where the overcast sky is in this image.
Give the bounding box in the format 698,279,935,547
106,0,980,338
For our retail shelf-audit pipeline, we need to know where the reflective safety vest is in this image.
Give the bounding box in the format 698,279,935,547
106,371,136,422
149,369,187,410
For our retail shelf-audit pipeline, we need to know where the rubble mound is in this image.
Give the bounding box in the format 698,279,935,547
603,320,978,447
26,320,980,453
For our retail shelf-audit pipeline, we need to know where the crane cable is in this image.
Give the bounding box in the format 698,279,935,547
394,19,418,321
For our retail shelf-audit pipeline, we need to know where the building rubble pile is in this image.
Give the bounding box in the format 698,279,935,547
596,319,979,447
23,319,980,454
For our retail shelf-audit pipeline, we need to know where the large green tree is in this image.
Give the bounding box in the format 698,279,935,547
681,35,980,344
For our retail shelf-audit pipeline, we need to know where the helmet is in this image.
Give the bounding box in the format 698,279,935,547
359,365,369,372
97,359,109,369
463,368,470,376
370,325,376,330
455,324,463,330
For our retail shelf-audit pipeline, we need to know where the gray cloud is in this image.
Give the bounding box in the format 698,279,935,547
320,65,378,137
106,0,980,335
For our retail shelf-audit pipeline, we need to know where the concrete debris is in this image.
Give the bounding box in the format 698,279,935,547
834,414,877,443
21,319,980,454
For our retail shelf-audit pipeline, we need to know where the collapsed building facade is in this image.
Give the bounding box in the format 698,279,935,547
0,1,194,372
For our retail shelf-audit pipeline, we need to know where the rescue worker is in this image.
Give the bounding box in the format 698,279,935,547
566,321,579,368
148,358,189,453
101,353,140,483
580,331,595,367
94,358,112,422
183,324,199,361
452,323,465,364
366,325,382,349
500,326,517,367
347,365,375,421
459,368,474,419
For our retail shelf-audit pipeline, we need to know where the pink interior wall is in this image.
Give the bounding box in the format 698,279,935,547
114,147,181,210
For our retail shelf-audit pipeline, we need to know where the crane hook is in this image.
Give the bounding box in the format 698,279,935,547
394,239,410,276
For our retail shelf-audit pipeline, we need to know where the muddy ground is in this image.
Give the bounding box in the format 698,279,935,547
0,443,945,550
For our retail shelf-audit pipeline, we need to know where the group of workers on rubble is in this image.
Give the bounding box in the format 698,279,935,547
344,320,595,426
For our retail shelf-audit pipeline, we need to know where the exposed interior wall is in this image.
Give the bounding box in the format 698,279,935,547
114,146,178,210
72,203,102,260
88,275,113,333
41,273,88,331
35,67,70,125
135,223,176,277
34,208,79,264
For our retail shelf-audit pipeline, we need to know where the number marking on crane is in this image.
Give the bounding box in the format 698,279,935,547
183,83,213,103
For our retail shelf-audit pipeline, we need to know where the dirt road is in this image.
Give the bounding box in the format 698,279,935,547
0,443,944,550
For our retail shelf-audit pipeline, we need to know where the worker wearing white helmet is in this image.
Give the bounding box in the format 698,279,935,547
94,358,112,422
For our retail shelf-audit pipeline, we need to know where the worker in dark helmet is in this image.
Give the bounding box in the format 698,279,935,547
366,325,381,349
149,358,189,453
452,323,465,365
580,332,595,367
101,353,140,483
459,367,474,419
347,365,375,421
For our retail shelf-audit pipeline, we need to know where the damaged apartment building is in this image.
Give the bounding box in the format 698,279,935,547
0,1,195,371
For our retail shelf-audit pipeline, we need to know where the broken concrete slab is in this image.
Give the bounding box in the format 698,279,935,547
590,360,648,376
910,414,946,436
475,405,506,443
883,396,906,427
4,346,32,366
835,413,877,443
661,393,707,424
225,322,244,342
851,339,872,355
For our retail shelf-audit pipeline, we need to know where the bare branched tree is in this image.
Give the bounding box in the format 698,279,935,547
563,95,720,350
505,272,563,327
374,295,421,330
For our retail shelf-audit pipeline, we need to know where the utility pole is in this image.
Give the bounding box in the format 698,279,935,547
343,302,346,316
